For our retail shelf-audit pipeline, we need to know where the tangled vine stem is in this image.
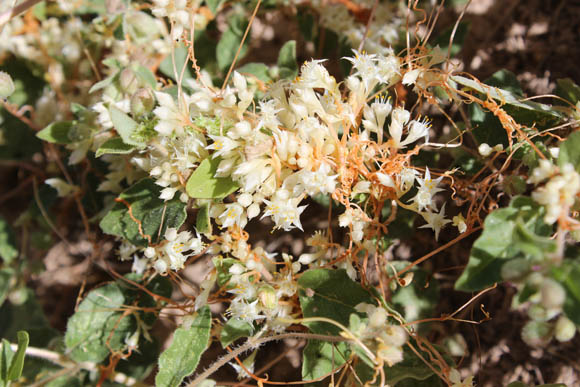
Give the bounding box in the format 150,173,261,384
9,344,140,386
188,332,349,386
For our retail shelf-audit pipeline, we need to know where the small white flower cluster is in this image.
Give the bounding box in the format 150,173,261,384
529,159,580,224
354,303,408,366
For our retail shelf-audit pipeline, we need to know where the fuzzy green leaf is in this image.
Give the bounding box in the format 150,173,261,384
236,63,271,82
100,178,187,246
109,106,144,147
196,202,212,235
36,121,74,144
220,318,254,347
455,196,554,292
96,137,136,157
551,260,580,325
0,339,14,383
156,306,212,387
186,158,239,199
133,64,157,89
302,340,349,382
277,40,298,79
555,78,580,105
558,131,580,173
298,269,374,335
7,331,28,381
217,16,249,71
0,217,18,264
65,282,135,363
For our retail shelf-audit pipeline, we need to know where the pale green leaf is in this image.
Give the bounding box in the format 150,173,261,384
96,137,136,157
109,106,144,147
156,306,212,387
196,202,212,235
186,158,239,199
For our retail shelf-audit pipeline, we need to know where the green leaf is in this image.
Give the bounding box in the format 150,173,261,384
206,0,226,14
160,43,193,81
36,121,75,144
133,64,157,89
390,262,439,330
297,269,378,385
217,15,249,71
0,217,18,264
430,21,470,57
236,63,271,82
220,318,254,347
555,78,580,105
302,340,349,383
558,131,580,173
455,196,554,292
186,158,239,199
485,69,524,97
213,257,238,287
196,202,212,235
96,137,136,157
156,306,212,387
0,339,14,383
7,331,28,381
551,260,580,325
0,269,13,307
89,72,119,94
452,74,565,129
100,178,187,246
109,106,144,147
65,282,136,363
298,269,375,335
277,40,298,79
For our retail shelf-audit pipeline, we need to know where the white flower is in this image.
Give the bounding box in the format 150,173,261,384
400,117,430,147
153,92,184,136
148,228,205,272
478,143,493,157
295,163,337,196
376,172,396,189
411,167,445,211
453,214,467,234
262,192,307,231
228,299,264,323
45,178,79,197
419,203,451,240
219,203,247,229
388,107,410,148
207,134,240,159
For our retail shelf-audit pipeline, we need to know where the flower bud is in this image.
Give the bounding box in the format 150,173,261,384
0,71,15,99
521,320,552,347
555,315,576,342
258,285,277,310
131,88,155,116
120,68,139,94
540,279,566,310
